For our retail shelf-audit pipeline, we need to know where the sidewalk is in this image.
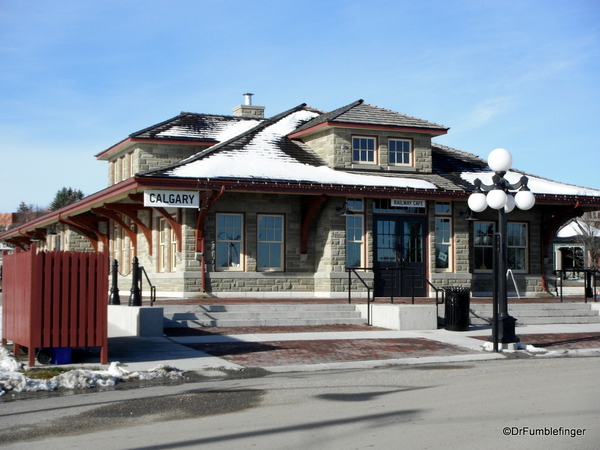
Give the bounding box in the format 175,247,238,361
103,322,600,374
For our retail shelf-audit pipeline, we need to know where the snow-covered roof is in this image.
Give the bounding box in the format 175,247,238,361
136,101,600,200
461,171,600,197
558,219,600,238
130,112,263,142
155,108,436,189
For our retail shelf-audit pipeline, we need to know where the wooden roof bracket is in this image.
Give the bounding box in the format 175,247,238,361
91,207,138,256
301,194,328,254
195,186,225,253
58,215,101,252
104,203,153,255
129,192,183,252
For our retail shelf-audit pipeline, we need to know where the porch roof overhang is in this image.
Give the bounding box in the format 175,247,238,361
2,175,600,246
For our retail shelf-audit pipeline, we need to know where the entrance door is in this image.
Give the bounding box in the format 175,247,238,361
374,216,427,297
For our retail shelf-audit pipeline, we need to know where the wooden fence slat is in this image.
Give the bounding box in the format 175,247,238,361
2,249,108,366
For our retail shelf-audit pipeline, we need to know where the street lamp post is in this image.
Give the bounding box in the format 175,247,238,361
468,148,536,350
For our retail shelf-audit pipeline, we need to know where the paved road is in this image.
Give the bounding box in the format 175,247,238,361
1,357,599,449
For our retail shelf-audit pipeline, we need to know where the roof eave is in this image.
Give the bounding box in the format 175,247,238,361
95,137,218,160
288,121,449,139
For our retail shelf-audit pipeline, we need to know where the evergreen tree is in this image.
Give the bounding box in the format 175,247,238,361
49,187,85,211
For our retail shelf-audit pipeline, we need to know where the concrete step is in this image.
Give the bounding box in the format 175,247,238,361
163,303,366,328
439,302,600,326
165,311,362,321
167,317,367,328
469,316,600,325
470,303,595,311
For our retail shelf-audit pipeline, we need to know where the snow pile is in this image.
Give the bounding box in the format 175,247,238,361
0,348,184,396
481,341,548,353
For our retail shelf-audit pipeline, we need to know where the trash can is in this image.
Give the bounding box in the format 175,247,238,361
444,286,471,331
37,347,73,365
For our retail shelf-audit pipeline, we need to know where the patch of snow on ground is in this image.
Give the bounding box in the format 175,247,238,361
0,348,184,396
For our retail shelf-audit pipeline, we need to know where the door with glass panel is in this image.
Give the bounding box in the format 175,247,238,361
374,216,427,297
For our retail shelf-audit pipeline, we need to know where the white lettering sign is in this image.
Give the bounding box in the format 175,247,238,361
391,199,426,208
144,190,200,208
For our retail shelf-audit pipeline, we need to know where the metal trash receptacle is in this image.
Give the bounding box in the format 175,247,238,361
444,286,471,331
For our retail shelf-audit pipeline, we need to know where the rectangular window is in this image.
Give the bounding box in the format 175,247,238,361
119,155,129,181
345,198,364,268
507,223,528,271
435,202,452,270
170,221,178,272
435,218,451,270
352,136,376,164
216,213,243,270
158,218,168,273
257,214,284,271
474,222,495,271
389,139,412,165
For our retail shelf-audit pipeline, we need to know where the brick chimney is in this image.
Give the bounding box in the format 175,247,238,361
232,93,265,118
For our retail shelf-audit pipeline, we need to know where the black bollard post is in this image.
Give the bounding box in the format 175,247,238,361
128,256,142,306
108,259,121,305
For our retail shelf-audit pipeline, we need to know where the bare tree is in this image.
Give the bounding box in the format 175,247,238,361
572,212,600,270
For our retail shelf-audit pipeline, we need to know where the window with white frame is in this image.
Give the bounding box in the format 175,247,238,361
170,221,178,272
257,214,284,271
345,198,364,268
507,223,528,271
435,202,452,270
388,138,412,165
474,221,495,271
352,136,377,164
216,213,243,270
158,218,169,273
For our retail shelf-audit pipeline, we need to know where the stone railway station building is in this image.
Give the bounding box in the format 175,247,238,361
2,96,600,299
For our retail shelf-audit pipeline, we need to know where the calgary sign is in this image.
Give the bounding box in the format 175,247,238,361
144,190,200,208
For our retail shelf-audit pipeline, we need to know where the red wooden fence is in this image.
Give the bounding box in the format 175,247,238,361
1,247,108,366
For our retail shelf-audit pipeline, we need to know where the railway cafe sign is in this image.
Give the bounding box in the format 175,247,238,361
144,190,200,208
391,199,426,208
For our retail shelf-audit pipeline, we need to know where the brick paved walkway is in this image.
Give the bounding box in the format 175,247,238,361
183,338,480,367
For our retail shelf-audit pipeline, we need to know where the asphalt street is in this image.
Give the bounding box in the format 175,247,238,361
1,357,598,450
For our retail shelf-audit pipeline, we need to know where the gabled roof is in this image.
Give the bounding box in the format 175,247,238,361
139,104,326,178
95,112,263,159
130,112,263,142
290,99,449,136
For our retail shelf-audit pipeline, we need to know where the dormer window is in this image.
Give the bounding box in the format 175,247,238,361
352,136,377,164
389,138,412,166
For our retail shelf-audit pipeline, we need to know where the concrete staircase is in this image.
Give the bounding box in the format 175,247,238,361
163,304,366,328
466,303,600,326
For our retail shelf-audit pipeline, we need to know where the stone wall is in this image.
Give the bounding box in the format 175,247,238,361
302,127,433,173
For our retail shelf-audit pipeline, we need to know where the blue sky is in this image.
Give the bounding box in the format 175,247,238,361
1,0,599,212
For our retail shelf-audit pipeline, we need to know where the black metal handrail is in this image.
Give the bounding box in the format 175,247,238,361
138,265,157,307
553,268,599,303
345,266,444,307
345,267,373,325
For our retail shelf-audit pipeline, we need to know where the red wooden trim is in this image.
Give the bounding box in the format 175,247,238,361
301,195,327,254
58,216,100,251
196,187,225,251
